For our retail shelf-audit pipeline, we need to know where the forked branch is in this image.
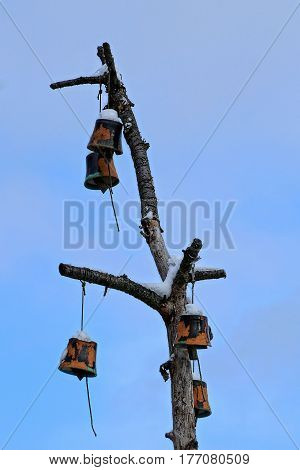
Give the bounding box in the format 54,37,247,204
169,239,202,300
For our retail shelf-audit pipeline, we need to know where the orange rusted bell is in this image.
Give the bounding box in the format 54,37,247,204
84,152,119,193
175,309,213,350
59,337,97,381
193,380,212,418
87,109,123,156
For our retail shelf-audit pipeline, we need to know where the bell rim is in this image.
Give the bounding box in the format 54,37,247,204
179,314,208,321
95,117,123,129
192,379,208,387
58,363,97,378
175,342,209,349
84,172,119,191
195,408,212,418
84,178,120,191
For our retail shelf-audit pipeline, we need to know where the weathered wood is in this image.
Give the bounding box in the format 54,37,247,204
59,263,163,312
50,75,106,90
193,267,226,282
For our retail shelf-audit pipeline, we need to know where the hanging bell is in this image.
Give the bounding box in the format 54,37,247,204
175,305,213,349
87,109,123,156
193,379,212,418
59,336,97,381
84,152,119,192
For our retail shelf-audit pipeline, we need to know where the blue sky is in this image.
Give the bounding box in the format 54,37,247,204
0,0,299,450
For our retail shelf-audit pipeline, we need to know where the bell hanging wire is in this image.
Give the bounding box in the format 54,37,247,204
191,350,203,382
191,262,195,303
196,354,207,411
80,280,86,331
190,255,201,303
196,355,203,382
107,72,111,109
80,280,97,437
97,84,103,116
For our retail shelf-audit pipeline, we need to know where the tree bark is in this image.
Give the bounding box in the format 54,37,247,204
96,46,199,448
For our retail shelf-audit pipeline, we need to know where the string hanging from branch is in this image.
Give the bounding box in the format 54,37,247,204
80,281,97,437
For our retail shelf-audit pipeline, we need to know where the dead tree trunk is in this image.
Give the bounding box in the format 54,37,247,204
51,43,226,450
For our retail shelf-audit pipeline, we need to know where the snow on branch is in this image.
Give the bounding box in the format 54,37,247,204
59,263,163,312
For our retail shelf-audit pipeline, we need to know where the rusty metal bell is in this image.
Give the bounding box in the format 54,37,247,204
84,152,119,193
58,337,97,381
87,109,123,155
175,313,213,349
193,380,212,418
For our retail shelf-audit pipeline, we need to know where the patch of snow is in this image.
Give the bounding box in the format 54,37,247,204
143,254,183,297
100,108,122,123
72,330,92,342
93,64,108,76
183,303,204,316
194,265,220,272
144,210,153,220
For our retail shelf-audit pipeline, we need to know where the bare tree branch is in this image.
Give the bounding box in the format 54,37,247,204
50,75,107,90
100,43,170,280
192,267,226,282
59,263,162,312
97,45,106,65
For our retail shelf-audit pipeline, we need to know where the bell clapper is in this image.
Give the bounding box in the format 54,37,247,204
105,155,120,232
86,377,97,437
